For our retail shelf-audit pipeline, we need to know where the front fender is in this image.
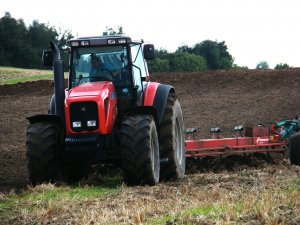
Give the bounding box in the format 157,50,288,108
27,114,64,128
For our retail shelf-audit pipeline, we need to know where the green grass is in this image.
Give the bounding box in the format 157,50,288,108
0,184,119,203
148,202,241,225
1,166,300,224
147,173,300,225
148,205,222,224
23,185,116,202
0,66,64,85
0,176,122,222
147,192,292,225
1,74,53,84
287,177,300,195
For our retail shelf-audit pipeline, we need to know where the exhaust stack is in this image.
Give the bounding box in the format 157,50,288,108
50,41,65,122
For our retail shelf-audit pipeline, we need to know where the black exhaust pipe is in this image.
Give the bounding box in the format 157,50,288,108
50,41,65,122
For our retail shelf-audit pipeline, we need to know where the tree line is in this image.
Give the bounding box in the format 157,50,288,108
0,13,235,71
0,13,290,71
148,41,235,72
0,12,72,68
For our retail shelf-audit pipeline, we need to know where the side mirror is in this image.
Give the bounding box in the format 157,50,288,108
42,50,54,67
143,44,155,60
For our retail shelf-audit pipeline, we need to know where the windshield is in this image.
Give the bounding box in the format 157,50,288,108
70,46,129,88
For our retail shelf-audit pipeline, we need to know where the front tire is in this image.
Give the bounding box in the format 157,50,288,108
119,115,160,185
289,133,300,166
160,92,186,180
26,122,62,185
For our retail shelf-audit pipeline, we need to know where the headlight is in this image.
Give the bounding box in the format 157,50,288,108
80,40,90,46
71,41,79,47
118,39,127,44
87,120,97,127
107,39,116,44
73,121,82,128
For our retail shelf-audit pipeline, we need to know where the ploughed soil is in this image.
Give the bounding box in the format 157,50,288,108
1,68,300,192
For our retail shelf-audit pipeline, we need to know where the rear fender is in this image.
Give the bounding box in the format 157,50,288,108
144,83,174,124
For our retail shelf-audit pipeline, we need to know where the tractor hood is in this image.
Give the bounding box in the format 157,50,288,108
68,82,113,97
65,81,117,135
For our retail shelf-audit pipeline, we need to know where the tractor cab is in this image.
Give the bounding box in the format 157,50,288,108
67,36,154,110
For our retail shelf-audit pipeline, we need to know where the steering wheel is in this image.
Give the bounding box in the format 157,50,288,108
91,69,113,82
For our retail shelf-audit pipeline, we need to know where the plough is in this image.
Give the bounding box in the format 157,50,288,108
185,118,300,162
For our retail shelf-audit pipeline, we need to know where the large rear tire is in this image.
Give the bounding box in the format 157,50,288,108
289,133,300,166
159,92,186,180
26,122,62,185
119,115,160,185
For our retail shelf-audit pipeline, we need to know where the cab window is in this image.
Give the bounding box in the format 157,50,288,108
130,44,147,93
70,46,127,88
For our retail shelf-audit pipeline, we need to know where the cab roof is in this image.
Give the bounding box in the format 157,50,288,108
67,35,143,47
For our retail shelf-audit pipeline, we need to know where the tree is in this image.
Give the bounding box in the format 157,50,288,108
154,48,170,60
25,20,58,68
176,44,192,54
274,63,290,69
148,51,207,73
256,61,269,70
189,40,234,70
0,12,27,66
148,49,171,73
169,52,206,72
232,64,248,69
103,26,124,35
148,58,170,72
0,12,73,68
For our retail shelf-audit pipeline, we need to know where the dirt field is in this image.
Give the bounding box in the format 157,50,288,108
0,68,300,192
1,69,300,224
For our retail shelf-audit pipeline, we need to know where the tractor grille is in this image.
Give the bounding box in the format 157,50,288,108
65,134,99,152
70,101,98,132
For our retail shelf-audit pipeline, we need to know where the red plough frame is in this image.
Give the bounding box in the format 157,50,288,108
185,126,287,158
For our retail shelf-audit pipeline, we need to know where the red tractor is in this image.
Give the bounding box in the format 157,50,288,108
26,36,185,185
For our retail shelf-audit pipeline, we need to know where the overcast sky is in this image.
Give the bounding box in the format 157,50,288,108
2,0,300,68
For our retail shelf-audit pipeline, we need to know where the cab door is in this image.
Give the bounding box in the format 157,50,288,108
130,44,148,106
